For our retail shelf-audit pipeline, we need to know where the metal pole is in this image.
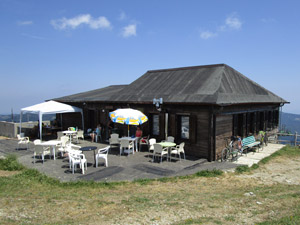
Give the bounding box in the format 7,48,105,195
39,113,43,140
165,113,168,140
279,105,283,131
19,111,22,135
295,131,298,146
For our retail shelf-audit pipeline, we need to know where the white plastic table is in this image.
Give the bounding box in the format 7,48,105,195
62,130,77,143
39,140,62,160
119,137,138,153
158,142,176,161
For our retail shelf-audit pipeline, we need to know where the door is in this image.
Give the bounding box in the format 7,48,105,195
88,110,96,129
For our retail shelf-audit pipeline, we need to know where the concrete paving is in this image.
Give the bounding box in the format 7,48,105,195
231,143,286,167
0,137,285,182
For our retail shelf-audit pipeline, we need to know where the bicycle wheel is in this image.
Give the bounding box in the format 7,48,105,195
230,148,239,161
264,136,268,146
221,148,229,162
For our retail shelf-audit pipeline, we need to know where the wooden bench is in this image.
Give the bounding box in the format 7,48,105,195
241,135,261,155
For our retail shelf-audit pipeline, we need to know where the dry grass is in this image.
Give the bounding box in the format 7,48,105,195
0,147,300,224
0,170,20,177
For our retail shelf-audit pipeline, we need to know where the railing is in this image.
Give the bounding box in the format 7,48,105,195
267,131,300,146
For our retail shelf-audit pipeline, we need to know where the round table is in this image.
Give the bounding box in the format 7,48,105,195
158,142,176,148
80,146,97,167
63,130,77,143
158,142,176,161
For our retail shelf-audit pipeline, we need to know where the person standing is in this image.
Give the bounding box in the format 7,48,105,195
106,120,114,141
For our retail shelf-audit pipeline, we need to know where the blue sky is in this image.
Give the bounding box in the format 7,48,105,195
1,0,300,114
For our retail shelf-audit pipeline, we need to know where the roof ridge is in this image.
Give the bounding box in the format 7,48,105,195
147,63,226,73
51,84,128,102
214,66,226,101
72,84,128,95
225,66,285,99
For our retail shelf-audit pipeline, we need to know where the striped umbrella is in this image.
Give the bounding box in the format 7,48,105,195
109,108,148,136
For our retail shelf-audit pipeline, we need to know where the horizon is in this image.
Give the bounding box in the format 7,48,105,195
1,0,299,114
1,111,298,117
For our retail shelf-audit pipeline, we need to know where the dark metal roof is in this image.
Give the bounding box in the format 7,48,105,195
53,85,127,102
54,64,288,105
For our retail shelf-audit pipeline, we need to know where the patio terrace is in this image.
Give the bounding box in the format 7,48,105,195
0,137,284,182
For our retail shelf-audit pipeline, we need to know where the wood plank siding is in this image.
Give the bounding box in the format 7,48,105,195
215,114,232,160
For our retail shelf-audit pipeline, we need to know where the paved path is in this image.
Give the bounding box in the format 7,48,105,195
232,143,285,167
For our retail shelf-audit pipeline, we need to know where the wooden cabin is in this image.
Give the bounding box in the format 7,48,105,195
53,64,288,161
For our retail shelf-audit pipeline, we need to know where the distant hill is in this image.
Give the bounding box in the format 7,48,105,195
280,112,300,134
0,114,56,122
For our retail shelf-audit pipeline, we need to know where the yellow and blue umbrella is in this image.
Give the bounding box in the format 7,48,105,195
109,108,148,136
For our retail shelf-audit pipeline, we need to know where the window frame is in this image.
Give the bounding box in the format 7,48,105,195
177,115,190,141
151,114,160,136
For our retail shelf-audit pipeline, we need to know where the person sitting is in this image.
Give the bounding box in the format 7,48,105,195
95,124,102,142
135,126,143,138
90,124,102,142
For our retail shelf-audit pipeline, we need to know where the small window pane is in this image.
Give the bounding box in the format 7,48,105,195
152,115,159,135
181,116,189,139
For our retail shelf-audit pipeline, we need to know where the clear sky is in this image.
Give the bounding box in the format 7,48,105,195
1,0,300,114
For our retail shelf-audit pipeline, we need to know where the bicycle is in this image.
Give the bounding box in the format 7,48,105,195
221,136,239,162
259,131,268,147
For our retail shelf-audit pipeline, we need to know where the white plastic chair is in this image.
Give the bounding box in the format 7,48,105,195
95,146,110,167
57,136,69,157
152,143,168,163
17,134,30,150
57,131,64,140
33,139,41,145
73,130,84,144
120,139,133,156
166,136,175,143
64,143,82,156
148,138,156,153
139,135,150,151
66,148,82,170
170,142,186,161
69,152,87,174
95,129,102,143
109,133,120,147
33,142,50,164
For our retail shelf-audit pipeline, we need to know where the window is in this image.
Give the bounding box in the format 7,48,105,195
180,116,190,139
152,114,159,135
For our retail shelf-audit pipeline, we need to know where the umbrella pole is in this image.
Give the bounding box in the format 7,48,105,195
128,125,129,137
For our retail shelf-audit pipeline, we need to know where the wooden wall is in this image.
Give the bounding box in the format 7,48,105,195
215,114,232,160
213,104,280,160
57,112,83,131
77,102,212,160
139,104,211,159
59,101,281,162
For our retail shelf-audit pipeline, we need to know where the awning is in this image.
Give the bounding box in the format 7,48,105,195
20,100,84,140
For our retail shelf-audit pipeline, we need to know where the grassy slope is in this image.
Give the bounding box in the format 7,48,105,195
0,147,299,225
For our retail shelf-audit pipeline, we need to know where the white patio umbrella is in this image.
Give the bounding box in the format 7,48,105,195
109,108,148,136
